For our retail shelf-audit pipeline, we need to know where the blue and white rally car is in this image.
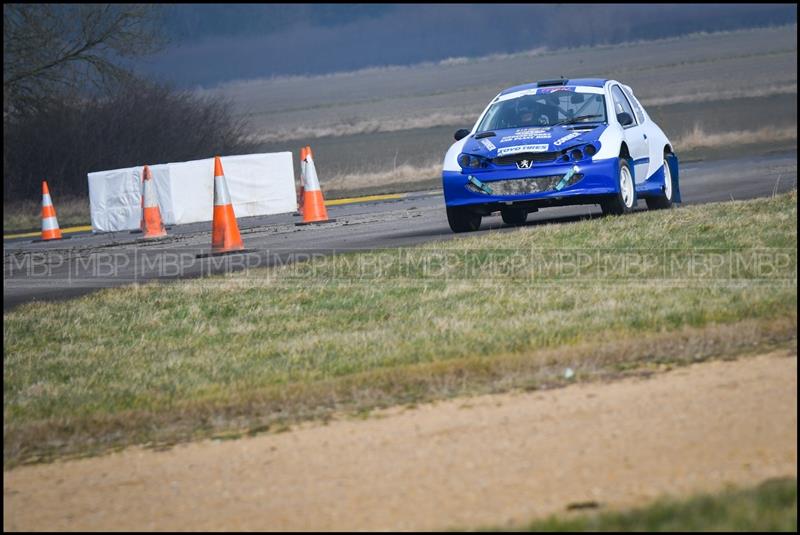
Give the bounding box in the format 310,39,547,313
442,78,680,232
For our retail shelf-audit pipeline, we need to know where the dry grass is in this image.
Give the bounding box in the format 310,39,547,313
244,111,483,144
642,84,797,107
674,124,797,152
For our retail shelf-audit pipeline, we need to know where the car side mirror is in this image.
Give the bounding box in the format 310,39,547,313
454,129,470,141
617,112,634,127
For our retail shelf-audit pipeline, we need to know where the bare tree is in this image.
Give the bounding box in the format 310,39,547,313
3,4,165,114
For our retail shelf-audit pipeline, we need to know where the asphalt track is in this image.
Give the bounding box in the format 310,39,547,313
3,152,796,311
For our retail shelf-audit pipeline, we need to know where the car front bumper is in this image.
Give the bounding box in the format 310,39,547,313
443,157,621,208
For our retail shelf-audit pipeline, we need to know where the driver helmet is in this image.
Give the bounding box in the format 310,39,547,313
517,101,535,124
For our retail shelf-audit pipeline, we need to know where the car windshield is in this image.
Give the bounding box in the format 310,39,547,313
476,88,607,132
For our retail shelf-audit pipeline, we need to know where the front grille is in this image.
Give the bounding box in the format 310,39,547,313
492,152,560,166
465,174,583,196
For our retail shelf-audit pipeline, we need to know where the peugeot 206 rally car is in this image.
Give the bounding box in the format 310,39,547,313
442,78,680,232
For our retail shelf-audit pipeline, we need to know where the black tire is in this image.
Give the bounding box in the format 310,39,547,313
501,205,528,225
446,206,482,233
645,155,675,210
601,158,636,216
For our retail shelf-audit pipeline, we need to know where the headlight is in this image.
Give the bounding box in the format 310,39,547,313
458,153,486,169
564,144,598,162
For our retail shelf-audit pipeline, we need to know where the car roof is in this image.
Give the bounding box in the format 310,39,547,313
498,78,608,96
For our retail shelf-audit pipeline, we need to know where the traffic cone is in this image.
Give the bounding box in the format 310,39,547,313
40,181,62,241
140,165,167,239
209,156,244,254
296,146,335,225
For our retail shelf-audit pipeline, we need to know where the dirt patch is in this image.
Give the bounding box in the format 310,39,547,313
3,351,797,531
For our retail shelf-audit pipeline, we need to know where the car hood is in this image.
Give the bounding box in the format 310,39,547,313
463,124,606,158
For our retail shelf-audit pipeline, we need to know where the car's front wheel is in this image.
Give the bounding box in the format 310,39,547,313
601,158,636,216
447,206,482,233
646,156,674,210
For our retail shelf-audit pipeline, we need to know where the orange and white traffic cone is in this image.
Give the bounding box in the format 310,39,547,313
296,146,335,225
208,156,244,255
40,181,62,241
140,165,167,239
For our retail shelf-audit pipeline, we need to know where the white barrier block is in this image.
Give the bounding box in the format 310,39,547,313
88,152,295,232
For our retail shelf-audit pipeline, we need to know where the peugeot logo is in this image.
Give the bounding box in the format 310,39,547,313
516,159,532,170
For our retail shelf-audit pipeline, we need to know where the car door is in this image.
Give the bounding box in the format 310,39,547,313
621,84,663,179
611,84,650,184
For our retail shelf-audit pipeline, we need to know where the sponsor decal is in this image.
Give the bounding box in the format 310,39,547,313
480,138,496,151
499,128,551,143
536,86,574,94
497,144,548,156
553,132,581,146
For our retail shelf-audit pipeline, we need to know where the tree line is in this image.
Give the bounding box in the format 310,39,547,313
3,4,258,201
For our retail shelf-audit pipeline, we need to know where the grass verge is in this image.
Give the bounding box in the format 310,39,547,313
3,191,797,467
674,125,796,154
477,477,797,532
